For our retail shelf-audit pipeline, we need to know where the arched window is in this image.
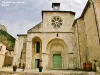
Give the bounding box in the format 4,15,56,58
36,41,40,53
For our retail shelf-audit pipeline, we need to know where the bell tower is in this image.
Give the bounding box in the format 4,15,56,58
52,3,60,11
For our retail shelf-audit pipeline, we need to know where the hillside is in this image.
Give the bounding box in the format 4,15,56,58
0,29,15,50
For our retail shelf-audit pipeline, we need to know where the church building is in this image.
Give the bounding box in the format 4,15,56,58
13,0,100,70
13,3,76,69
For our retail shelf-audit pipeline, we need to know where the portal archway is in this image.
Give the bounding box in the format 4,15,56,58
46,38,68,69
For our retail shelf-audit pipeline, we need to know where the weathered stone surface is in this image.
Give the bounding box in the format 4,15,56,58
0,71,96,75
13,11,76,69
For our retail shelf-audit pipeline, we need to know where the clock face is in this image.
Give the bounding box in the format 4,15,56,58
51,16,62,29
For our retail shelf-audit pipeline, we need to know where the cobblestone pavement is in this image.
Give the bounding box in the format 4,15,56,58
0,67,96,75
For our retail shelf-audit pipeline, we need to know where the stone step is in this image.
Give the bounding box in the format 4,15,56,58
0,72,96,75
17,72,95,75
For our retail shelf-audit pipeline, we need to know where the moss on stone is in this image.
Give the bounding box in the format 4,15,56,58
0,29,15,50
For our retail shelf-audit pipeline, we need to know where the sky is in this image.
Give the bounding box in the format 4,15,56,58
0,0,87,37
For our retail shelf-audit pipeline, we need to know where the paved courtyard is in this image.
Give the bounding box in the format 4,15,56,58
0,67,97,75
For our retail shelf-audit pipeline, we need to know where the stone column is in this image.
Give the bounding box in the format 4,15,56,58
26,41,32,68
62,54,68,69
32,56,35,68
41,39,48,69
42,53,48,69
68,43,74,69
13,39,19,65
68,54,74,69
62,54,64,69
13,38,23,65
48,54,52,68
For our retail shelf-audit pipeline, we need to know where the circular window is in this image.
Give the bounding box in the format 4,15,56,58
51,16,62,29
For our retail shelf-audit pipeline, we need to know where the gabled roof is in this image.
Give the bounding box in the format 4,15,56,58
28,22,42,33
73,0,89,26
80,0,90,18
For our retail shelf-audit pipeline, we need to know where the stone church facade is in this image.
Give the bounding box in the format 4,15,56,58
13,0,100,70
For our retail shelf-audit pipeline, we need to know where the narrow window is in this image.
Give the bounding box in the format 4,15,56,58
20,52,22,59
0,46,2,51
36,42,40,53
57,34,58,37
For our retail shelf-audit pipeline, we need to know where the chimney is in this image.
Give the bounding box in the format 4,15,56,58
52,3,60,11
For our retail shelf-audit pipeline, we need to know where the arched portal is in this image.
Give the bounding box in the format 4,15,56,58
32,36,42,68
46,38,68,69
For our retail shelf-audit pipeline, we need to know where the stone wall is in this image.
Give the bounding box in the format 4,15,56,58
0,42,7,67
13,35,27,66
74,18,88,69
93,0,100,38
42,12,75,32
83,1,100,64
26,11,75,69
74,0,100,69
26,31,75,69
73,22,81,69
